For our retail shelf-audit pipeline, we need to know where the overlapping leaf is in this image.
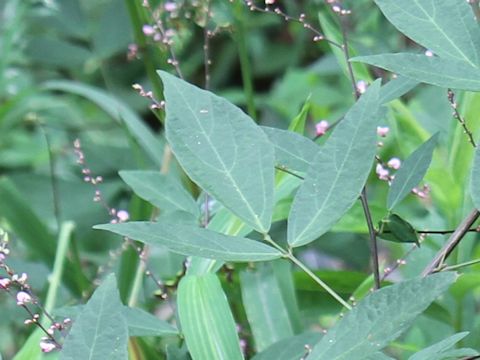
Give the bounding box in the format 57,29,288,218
177,274,244,360
119,170,199,216
287,80,382,247
307,272,456,360
60,275,128,360
94,221,282,262
388,133,438,210
160,71,274,233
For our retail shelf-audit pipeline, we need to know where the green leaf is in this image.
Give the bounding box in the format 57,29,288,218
471,145,480,210
307,272,457,360
60,274,128,360
379,76,418,104
374,0,480,66
240,263,295,351
123,306,178,337
408,332,476,360
119,170,199,216
287,80,382,247
262,126,319,173
352,54,480,91
94,221,282,262
177,274,244,360
42,80,164,166
387,133,438,210
251,332,322,360
378,214,419,245
288,98,310,134
159,71,275,233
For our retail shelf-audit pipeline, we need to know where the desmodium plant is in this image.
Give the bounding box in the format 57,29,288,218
2,0,480,359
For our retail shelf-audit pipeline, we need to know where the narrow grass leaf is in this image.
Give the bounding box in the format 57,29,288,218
123,307,178,337
60,274,128,360
352,54,480,91
287,80,382,247
160,71,274,233
177,274,244,360
43,80,164,166
288,98,310,134
94,221,282,262
308,272,457,360
374,0,480,66
240,263,295,351
408,332,476,360
387,133,438,210
119,170,199,216
262,126,319,173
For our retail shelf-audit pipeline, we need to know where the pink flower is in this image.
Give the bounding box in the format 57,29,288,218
315,120,329,136
16,291,32,305
0,278,11,289
117,210,130,222
425,50,434,57
376,164,390,181
142,25,155,36
164,2,177,11
387,157,401,170
356,80,368,94
376,126,389,137
40,339,57,353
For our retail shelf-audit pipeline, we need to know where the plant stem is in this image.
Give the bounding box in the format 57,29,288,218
360,188,381,289
442,258,480,272
263,234,351,309
44,221,75,318
233,4,257,120
422,209,480,276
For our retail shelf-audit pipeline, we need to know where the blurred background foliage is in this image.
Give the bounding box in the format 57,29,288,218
1,0,480,358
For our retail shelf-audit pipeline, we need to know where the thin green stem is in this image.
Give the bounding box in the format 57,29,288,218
263,234,351,309
441,258,480,272
43,221,75,321
233,4,257,120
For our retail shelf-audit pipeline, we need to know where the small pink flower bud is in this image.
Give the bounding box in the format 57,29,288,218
387,157,401,170
425,50,434,57
16,291,32,305
142,25,155,36
116,210,130,222
376,126,389,137
376,164,390,181
0,277,11,289
40,340,57,353
164,2,177,11
356,80,368,94
315,120,329,136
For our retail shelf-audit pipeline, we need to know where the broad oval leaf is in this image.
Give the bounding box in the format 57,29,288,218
159,71,275,233
177,274,244,360
94,221,282,262
240,263,295,351
123,307,178,337
352,54,480,91
119,170,199,216
308,272,457,360
387,133,438,210
374,0,480,67
471,145,480,210
60,274,128,360
262,126,319,173
378,214,419,245
287,80,382,247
